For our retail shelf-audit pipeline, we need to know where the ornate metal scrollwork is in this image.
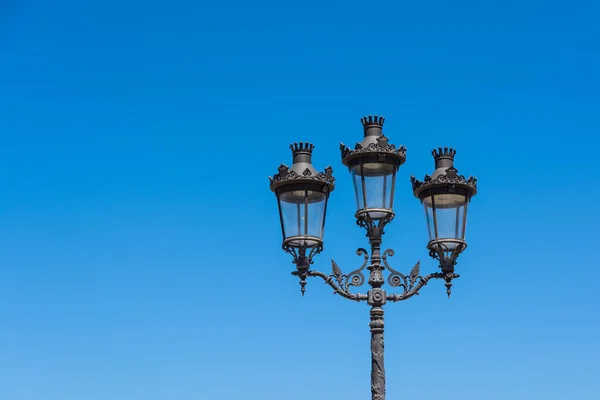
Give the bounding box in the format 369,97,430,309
410,147,477,194
318,247,371,301
345,248,369,289
340,135,407,162
330,247,369,290
285,244,324,296
283,244,323,267
427,242,465,267
382,249,421,294
270,164,335,188
331,247,369,291
356,214,394,238
331,248,369,291
331,259,345,287
284,245,370,301
426,242,463,298
380,247,459,300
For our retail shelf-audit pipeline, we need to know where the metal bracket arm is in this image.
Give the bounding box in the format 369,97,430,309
385,272,460,302
305,270,368,301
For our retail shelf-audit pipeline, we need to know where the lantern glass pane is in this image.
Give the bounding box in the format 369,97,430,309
422,193,469,250
307,194,327,239
351,162,396,219
279,189,326,247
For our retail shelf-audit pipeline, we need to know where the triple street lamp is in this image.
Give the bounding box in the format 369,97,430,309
269,116,478,400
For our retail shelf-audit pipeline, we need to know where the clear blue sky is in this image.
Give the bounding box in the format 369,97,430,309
1,1,599,399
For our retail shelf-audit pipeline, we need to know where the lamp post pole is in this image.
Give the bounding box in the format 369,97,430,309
269,116,478,400
367,227,386,399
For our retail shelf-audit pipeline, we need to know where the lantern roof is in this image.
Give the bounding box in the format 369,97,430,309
340,116,407,168
411,147,477,199
269,142,335,194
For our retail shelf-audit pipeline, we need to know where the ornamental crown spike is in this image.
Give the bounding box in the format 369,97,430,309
360,115,385,137
290,142,314,155
290,142,314,164
432,147,457,160
270,142,335,194
411,147,477,197
340,115,406,167
360,115,385,128
432,147,456,169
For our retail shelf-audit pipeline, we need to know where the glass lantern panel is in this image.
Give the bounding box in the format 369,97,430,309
307,193,327,239
422,193,468,250
352,168,365,211
279,190,304,240
424,203,436,241
279,189,326,247
351,162,396,219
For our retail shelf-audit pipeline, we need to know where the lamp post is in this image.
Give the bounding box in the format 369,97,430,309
269,116,478,400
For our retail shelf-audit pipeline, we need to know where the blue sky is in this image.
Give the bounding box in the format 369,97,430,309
1,0,599,399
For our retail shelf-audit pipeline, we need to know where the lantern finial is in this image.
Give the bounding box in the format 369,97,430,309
289,142,315,165
360,115,385,137
360,115,385,128
432,147,456,169
290,142,314,156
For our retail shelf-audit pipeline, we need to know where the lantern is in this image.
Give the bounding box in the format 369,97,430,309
411,147,477,259
341,116,406,222
270,142,335,250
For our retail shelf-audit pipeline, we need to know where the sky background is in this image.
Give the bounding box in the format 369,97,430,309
1,0,599,399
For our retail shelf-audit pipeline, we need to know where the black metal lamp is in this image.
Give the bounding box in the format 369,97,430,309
269,142,335,294
341,116,406,224
411,148,477,294
269,117,479,400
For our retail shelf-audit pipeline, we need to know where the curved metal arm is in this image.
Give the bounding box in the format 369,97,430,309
386,272,459,301
382,248,461,300
342,248,370,289
382,250,421,291
306,270,368,302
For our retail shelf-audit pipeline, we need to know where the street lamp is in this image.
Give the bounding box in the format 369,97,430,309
269,142,335,296
411,147,478,297
269,116,477,400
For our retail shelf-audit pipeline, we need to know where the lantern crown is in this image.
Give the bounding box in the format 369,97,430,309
411,148,477,198
432,147,456,160
360,115,385,138
269,143,335,194
290,142,314,156
340,115,406,168
361,115,385,129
